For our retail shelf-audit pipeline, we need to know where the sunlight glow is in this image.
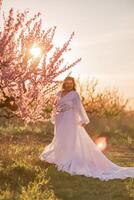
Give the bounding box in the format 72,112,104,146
95,136,108,151
30,46,41,58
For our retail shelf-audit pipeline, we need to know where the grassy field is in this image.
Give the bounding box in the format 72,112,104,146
0,121,134,200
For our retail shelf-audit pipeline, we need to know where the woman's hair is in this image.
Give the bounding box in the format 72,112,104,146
61,76,76,91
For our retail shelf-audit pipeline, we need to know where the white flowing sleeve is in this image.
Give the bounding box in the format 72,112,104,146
74,92,90,125
50,106,56,124
50,91,60,124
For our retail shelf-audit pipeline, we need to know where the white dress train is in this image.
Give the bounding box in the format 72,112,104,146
39,90,134,181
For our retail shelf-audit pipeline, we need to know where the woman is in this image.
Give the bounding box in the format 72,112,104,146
39,76,134,181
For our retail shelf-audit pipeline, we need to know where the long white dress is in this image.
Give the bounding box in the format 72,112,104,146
39,90,134,181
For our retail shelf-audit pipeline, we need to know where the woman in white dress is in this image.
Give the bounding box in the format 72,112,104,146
39,76,134,181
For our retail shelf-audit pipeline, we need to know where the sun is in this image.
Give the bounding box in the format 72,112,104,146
30,46,41,58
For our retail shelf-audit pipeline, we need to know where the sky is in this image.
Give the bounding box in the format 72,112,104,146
2,0,134,108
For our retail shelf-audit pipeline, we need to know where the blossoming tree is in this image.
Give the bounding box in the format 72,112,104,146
0,1,81,122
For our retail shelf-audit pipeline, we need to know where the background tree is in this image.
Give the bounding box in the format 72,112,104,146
75,76,129,117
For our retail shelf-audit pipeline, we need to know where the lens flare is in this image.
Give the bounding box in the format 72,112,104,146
94,136,108,151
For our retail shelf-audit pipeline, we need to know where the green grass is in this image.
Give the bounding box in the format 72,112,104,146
0,123,134,200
